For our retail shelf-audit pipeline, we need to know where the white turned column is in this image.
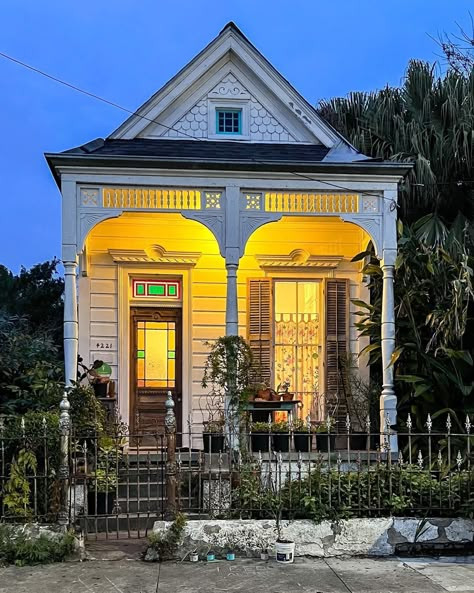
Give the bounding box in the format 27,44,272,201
225,251,239,336
63,257,79,385
380,249,398,452
224,185,241,337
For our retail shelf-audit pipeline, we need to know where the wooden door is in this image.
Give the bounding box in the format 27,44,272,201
130,308,182,440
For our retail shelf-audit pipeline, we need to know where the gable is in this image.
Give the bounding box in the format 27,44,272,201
150,73,298,143
110,23,347,148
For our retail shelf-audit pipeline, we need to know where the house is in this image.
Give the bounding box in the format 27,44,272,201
46,23,409,447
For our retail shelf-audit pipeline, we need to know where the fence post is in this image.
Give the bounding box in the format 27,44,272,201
58,391,71,528
165,391,177,520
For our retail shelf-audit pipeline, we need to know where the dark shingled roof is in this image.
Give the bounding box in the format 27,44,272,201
63,138,331,164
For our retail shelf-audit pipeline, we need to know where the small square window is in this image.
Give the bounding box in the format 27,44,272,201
216,109,241,134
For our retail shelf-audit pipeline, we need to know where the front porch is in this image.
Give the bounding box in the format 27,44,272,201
63,182,398,449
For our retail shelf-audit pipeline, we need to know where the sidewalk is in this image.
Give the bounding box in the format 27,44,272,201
1,555,474,593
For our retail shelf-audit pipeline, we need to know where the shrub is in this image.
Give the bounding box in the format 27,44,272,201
146,513,187,561
0,525,75,566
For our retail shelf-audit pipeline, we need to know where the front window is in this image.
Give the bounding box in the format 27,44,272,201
274,281,321,419
216,109,242,134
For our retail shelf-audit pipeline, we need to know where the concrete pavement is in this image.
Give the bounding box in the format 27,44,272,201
1,556,474,593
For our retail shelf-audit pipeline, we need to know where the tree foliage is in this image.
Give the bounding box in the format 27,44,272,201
0,259,64,348
318,61,474,222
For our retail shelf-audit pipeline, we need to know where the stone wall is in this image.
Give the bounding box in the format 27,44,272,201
152,518,474,558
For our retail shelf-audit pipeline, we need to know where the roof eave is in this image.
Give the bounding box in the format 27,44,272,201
45,152,413,182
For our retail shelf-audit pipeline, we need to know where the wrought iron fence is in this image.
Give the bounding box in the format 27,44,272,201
0,391,473,540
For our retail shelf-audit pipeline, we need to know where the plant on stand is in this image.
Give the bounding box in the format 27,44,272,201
201,336,253,449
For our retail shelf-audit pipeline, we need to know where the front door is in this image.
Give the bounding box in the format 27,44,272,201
130,308,182,441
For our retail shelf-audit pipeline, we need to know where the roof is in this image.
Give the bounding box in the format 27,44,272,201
62,138,331,162
45,137,412,186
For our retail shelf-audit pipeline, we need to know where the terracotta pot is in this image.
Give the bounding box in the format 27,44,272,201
281,392,294,401
257,389,272,401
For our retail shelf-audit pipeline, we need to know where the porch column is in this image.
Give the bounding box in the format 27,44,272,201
224,185,241,336
225,249,239,336
63,256,79,385
380,248,397,452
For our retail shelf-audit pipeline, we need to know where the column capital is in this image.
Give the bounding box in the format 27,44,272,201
381,248,397,268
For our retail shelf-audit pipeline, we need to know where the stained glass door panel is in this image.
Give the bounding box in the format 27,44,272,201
131,308,182,443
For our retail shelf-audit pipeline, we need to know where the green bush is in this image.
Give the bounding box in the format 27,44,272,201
68,383,106,437
147,513,187,561
0,525,75,566
232,463,474,522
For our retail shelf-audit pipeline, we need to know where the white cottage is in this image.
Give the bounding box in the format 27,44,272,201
46,23,409,445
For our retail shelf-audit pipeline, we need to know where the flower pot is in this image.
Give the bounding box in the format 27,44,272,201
87,491,115,515
275,540,295,564
316,432,336,452
349,432,370,450
92,382,108,397
202,432,225,453
272,433,290,452
251,432,270,452
293,432,313,452
257,389,273,401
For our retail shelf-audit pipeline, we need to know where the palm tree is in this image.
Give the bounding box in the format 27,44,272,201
318,61,474,223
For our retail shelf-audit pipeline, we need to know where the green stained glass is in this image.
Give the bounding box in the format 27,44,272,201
137,350,145,359
168,351,175,359
136,283,145,295
149,284,165,296
168,285,176,296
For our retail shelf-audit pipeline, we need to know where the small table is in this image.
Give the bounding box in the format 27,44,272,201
242,399,302,423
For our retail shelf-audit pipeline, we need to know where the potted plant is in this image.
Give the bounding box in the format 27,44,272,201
272,498,295,564
271,420,290,452
292,418,314,452
250,421,271,452
87,436,120,515
275,380,294,402
202,418,226,453
316,418,336,452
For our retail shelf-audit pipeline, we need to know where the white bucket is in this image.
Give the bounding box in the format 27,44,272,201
275,540,295,564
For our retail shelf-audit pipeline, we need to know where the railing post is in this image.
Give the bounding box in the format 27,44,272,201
165,391,177,520
58,391,71,528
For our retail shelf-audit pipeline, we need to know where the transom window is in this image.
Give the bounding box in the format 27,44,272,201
216,109,242,134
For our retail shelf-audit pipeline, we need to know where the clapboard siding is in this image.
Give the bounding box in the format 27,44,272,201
82,212,370,432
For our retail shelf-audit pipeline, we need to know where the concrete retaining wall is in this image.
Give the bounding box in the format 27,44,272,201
152,518,474,558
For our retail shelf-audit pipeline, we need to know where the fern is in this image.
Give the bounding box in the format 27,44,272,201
3,449,37,518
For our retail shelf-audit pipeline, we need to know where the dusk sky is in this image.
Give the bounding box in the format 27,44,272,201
0,1,471,272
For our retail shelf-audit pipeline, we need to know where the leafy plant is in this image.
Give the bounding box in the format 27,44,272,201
201,336,253,417
271,421,289,433
250,422,271,433
0,525,75,566
292,418,315,433
3,448,38,518
147,513,187,561
202,419,225,433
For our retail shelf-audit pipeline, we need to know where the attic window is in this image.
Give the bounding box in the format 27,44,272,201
216,109,242,134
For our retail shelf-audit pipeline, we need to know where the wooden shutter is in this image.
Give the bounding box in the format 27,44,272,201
325,279,349,427
247,278,272,386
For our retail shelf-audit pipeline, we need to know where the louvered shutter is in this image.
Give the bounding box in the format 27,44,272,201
247,278,272,386
325,279,349,427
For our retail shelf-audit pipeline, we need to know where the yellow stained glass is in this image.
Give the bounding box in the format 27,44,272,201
137,358,145,380
168,358,175,381
147,379,168,388
146,326,167,380
147,322,167,330
168,328,175,350
138,329,145,350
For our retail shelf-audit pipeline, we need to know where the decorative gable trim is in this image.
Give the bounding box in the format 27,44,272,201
109,24,346,148
108,245,201,267
256,250,343,269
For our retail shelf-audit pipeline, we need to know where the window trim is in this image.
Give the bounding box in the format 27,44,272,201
216,108,242,135
207,99,250,140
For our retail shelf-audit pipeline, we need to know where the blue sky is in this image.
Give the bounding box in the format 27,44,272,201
0,0,471,271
